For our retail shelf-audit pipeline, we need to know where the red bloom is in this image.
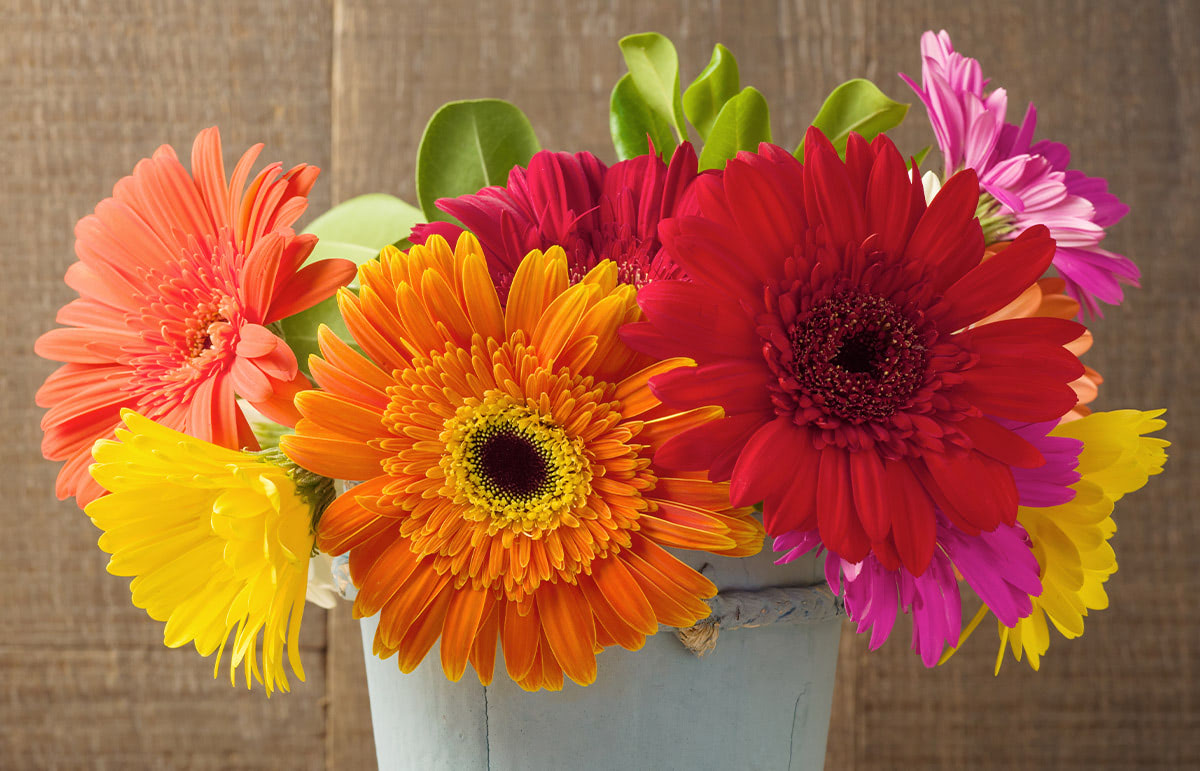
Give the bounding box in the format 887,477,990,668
412,144,701,296
36,128,356,506
624,128,1085,575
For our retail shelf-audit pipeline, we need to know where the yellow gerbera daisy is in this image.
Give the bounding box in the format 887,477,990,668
953,409,1168,672
87,409,330,694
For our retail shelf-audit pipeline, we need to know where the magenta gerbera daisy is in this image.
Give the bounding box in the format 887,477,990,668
411,143,701,295
623,128,1086,576
901,30,1138,316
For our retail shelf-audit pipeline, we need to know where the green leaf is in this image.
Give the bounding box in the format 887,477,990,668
698,87,772,171
415,99,540,222
300,193,424,249
913,145,932,167
796,78,910,158
683,44,740,140
278,194,425,376
619,32,688,143
610,73,677,160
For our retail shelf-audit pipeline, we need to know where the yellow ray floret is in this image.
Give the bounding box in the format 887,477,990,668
87,409,322,695
950,409,1168,672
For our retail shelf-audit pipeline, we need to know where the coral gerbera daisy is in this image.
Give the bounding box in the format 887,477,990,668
901,30,1137,316
411,143,700,294
624,128,1086,576
36,127,356,506
952,409,1168,672
87,410,330,694
280,234,763,691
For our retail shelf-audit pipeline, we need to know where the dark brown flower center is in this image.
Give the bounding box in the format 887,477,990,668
466,424,556,503
789,290,929,422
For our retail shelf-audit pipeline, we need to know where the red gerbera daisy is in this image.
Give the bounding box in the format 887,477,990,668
36,127,356,506
623,128,1086,575
412,143,701,295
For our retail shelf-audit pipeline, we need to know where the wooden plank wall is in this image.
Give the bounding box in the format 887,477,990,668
3,0,1196,768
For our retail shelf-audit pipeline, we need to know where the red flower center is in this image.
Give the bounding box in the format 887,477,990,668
788,290,930,422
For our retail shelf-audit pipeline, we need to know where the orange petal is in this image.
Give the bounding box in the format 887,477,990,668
577,574,646,651
537,582,598,687
468,595,500,685
397,584,454,674
621,553,711,627
501,599,541,680
440,587,490,682
352,537,422,618
590,555,658,636
637,513,737,552
278,434,387,480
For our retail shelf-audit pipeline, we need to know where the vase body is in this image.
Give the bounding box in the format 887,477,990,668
358,542,840,771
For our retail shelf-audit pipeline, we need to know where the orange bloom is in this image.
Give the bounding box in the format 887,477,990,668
281,234,763,690
36,128,356,506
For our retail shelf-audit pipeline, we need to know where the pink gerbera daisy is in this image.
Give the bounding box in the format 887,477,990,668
36,127,356,506
624,128,1086,576
411,143,701,295
901,30,1138,316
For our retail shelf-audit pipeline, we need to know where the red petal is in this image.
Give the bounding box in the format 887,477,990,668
935,225,1056,332
802,127,865,250
762,431,821,536
919,450,1019,533
650,359,772,413
631,279,762,363
881,459,937,575
653,412,766,476
816,446,870,563
904,168,984,291
959,416,1045,469
849,450,890,543
729,417,799,507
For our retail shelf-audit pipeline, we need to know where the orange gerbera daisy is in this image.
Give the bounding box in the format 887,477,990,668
36,127,356,506
281,234,763,690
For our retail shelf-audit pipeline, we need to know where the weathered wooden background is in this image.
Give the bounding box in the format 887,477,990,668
3,0,1196,768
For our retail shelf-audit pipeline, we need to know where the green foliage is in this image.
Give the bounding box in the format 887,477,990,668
682,44,740,141
796,79,910,158
415,99,540,222
278,194,424,376
698,87,772,171
610,73,677,160
618,33,688,143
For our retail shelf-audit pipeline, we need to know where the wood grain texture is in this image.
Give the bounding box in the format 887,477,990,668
4,0,1197,768
0,0,336,767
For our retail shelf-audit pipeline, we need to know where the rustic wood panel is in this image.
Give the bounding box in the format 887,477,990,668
1,0,336,767
4,0,1197,768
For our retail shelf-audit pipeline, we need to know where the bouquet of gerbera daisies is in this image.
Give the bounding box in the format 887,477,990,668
36,30,1166,699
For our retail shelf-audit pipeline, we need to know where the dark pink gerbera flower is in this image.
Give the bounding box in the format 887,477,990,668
623,128,1086,575
411,143,701,296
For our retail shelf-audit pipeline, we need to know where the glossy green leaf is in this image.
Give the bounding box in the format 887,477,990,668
683,44,740,140
278,194,425,376
415,99,540,222
796,78,910,158
913,145,932,167
610,73,677,160
698,87,772,171
619,32,687,142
